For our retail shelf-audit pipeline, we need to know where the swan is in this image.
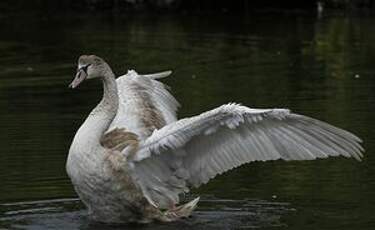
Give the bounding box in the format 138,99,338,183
66,55,364,224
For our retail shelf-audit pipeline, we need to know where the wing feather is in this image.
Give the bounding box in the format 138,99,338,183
109,70,179,136
129,103,364,208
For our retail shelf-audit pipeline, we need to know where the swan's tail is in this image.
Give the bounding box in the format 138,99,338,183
160,197,200,222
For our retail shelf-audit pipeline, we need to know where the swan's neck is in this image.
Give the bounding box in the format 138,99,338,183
71,70,118,153
98,71,119,115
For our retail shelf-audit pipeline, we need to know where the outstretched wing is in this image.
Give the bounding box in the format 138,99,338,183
130,103,364,208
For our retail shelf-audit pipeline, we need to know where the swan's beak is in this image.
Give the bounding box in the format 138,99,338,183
69,69,87,89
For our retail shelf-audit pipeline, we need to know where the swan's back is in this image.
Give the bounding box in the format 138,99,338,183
108,70,179,140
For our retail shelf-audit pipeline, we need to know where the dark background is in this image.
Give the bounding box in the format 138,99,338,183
1,0,374,14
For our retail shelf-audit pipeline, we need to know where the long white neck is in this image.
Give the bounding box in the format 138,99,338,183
70,69,118,154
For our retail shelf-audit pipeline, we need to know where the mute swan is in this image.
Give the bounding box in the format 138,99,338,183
66,55,364,224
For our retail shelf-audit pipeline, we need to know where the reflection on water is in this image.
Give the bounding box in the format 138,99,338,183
0,197,292,229
0,11,375,230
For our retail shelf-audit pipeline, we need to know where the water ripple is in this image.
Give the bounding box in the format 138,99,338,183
0,197,293,230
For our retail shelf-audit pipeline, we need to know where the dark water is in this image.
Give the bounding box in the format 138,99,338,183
0,11,374,229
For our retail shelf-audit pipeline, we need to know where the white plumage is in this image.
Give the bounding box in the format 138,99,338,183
66,55,364,224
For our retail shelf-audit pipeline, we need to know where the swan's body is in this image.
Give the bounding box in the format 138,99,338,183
67,55,364,224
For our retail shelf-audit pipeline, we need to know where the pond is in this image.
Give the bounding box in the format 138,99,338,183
0,11,374,229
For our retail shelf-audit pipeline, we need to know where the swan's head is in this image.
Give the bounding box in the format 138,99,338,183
69,55,110,88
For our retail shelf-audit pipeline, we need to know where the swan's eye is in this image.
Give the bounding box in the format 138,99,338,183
80,64,91,74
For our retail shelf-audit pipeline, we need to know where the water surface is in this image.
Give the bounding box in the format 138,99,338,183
0,12,374,229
